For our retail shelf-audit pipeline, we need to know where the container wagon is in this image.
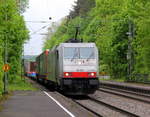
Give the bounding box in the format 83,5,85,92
24,61,36,78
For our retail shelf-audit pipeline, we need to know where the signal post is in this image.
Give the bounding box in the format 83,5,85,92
2,64,10,94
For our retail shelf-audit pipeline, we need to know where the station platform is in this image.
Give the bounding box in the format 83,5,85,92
0,91,73,117
100,80,150,90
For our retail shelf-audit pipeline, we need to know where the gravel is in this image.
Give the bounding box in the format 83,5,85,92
92,90,150,117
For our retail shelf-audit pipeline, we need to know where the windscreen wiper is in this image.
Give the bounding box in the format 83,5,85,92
86,51,94,61
71,48,79,61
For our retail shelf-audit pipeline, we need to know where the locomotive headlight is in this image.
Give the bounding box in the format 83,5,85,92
64,72,72,77
65,73,69,76
91,73,95,76
88,72,95,77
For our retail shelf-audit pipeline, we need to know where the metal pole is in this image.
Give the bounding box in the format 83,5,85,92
3,32,8,94
21,48,23,80
127,19,134,80
3,0,8,94
22,46,25,82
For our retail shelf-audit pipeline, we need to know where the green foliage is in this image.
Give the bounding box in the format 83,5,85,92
18,0,29,13
0,0,29,94
83,16,102,42
109,18,129,78
44,0,150,81
8,78,37,91
0,49,3,96
134,1,150,74
69,0,95,18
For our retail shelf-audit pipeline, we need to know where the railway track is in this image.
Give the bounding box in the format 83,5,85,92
72,98,103,117
27,77,99,117
28,77,148,117
99,87,150,104
88,96,140,117
72,95,139,117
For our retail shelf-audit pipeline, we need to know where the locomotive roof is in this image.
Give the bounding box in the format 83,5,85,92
58,43,96,48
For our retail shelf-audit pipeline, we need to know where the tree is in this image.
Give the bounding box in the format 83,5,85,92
44,0,150,81
69,0,95,19
0,0,29,86
16,0,29,13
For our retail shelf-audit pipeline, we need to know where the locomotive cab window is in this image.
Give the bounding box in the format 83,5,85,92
80,47,95,59
64,47,79,59
64,47,95,59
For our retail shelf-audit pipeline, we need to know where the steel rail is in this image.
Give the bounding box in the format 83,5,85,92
72,99,103,117
88,96,140,117
99,88,150,104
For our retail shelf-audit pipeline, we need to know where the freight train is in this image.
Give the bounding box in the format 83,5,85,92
36,38,99,95
24,61,36,78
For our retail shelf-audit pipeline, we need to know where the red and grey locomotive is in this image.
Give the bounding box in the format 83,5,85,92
36,38,99,95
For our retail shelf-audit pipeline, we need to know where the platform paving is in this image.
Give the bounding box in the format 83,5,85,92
0,91,72,117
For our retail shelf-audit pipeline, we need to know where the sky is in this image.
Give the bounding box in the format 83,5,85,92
23,0,76,55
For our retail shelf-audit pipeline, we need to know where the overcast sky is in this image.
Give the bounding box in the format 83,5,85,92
23,0,76,55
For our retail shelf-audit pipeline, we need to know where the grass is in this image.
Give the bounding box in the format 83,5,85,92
8,78,37,91
99,77,125,82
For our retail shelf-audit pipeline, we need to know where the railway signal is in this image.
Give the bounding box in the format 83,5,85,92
2,64,10,72
2,64,10,94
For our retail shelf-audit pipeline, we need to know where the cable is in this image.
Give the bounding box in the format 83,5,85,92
30,23,50,35
25,21,51,23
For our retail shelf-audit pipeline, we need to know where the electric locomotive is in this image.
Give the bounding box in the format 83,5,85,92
36,28,99,95
36,40,99,95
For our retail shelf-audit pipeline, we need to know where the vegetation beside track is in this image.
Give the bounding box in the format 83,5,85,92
8,78,37,91
44,0,150,82
99,77,125,82
0,77,37,98
0,0,29,95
